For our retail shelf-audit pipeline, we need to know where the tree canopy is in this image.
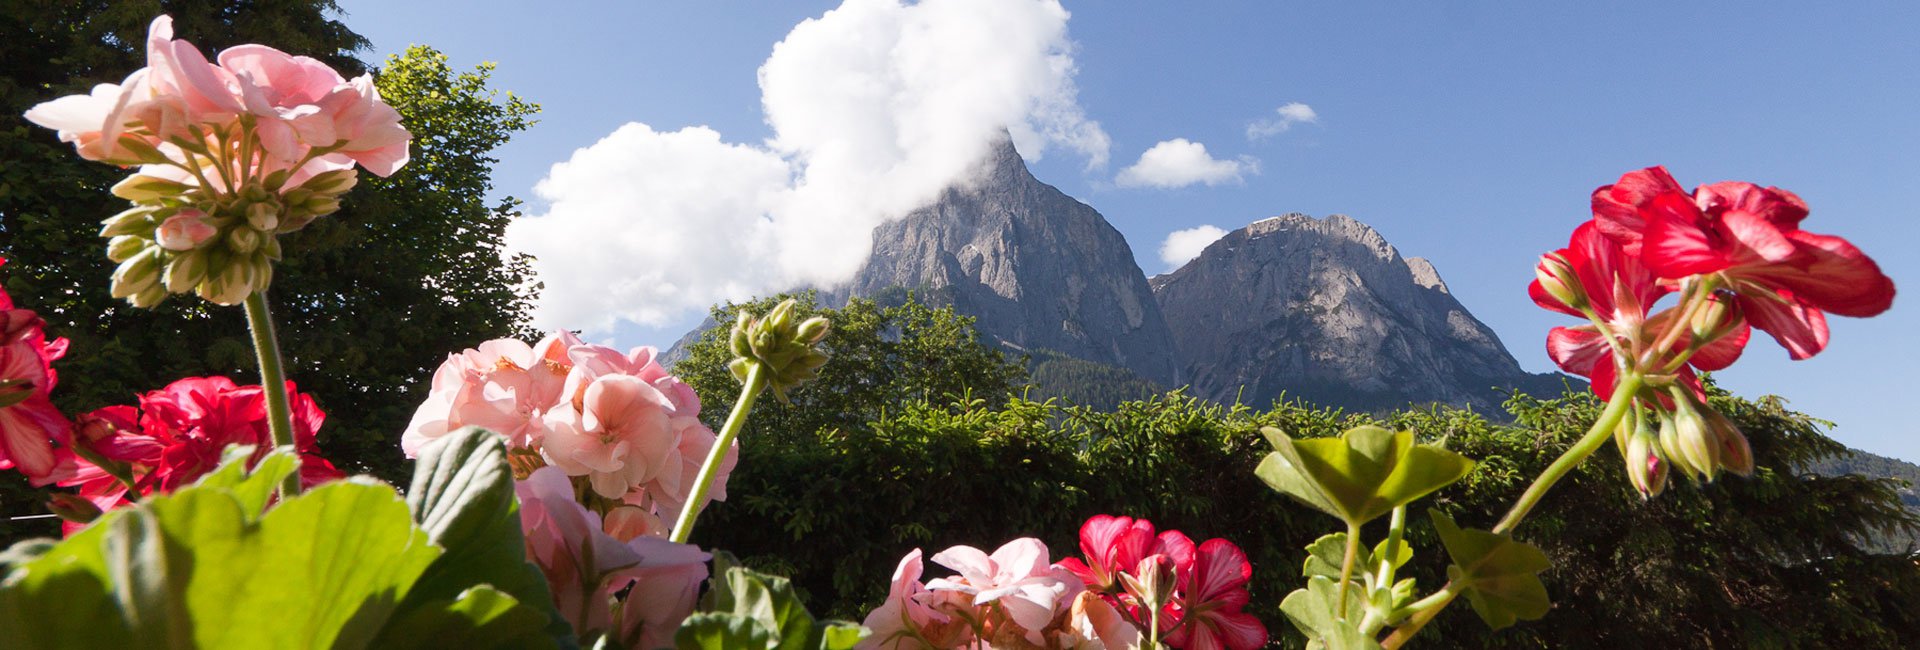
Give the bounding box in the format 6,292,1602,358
1,0,539,535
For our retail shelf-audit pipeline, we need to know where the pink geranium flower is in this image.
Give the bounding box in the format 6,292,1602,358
515,467,708,640
859,549,976,650
926,538,1081,646
404,331,578,456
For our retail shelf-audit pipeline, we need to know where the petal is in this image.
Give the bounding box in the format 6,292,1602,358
1187,539,1252,600
1718,209,1798,263
1686,317,1749,372
1591,166,1684,254
930,545,995,582
1546,325,1609,377
1642,192,1730,277
1735,289,1829,360
1737,230,1896,318
1695,181,1807,230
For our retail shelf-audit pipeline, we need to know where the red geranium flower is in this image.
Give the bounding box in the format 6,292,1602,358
1165,539,1267,650
0,256,70,479
1591,166,1895,358
43,377,342,521
1531,222,1747,399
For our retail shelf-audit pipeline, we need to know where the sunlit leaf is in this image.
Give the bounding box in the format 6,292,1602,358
1430,510,1552,630
1258,426,1475,526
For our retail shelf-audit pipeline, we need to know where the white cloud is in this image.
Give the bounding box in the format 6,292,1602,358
1115,139,1255,189
1246,102,1318,140
1158,225,1228,271
507,0,1109,332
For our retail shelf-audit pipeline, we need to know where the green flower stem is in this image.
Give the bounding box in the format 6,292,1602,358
1382,374,1644,648
1337,520,1363,616
1381,582,1462,649
243,290,301,498
669,361,768,544
1493,371,1644,535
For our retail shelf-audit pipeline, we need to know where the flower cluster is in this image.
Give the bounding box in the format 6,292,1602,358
38,377,342,529
25,15,409,307
405,332,736,540
516,467,709,649
0,257,72,480
860,516,1265,650
1532,167,1895,495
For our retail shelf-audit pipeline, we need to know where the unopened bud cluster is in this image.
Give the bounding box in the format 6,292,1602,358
727,299,831,403
1612,384,1754,500
102,167,357,307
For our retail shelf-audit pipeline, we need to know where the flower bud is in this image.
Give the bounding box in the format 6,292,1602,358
241,182,271,203
300,169,359,196
262,169,293,191
301,195,341,219
246,202,280,232
227,226,264,255
1535,252,1586,309
1625,427,1668,499
1124,554,1179,609
1687,293,1735,341
100,206,158,238
728,299,833,402
197,262,255,305
1704,408,1753,476
164,250,209,293
106,235,148,263
46,493,103,525
796,316,831,344
111,248,162,299
129,282,169,308
154,210,216,251
110,173,188,202
1669,396,1722,483
113,134,172,165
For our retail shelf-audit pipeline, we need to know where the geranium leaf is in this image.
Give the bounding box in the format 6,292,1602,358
1430,510,1552,630
1280,575,1378,650
372,585,557,649
402,427,572,646
675,612,776,650
189,444,297,519
1259,426,1475,527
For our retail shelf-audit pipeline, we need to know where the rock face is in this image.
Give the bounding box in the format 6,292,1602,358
826,138,1181,384
1150,213,1566,412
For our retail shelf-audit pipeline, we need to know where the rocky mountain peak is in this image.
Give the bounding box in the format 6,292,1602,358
1152,213,1565,412
824,135,1181,384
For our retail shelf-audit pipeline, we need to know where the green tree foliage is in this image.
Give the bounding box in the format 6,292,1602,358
1024,349,1164,412
673,293,1029,445
676,295,1920,647
0,1,537,536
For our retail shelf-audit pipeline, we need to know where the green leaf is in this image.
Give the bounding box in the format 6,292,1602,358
0,473,442,649
189,444,298,519
401,427,572,646
372,585,558,650
684,552,868,650
1302,532,1368,580
676,612,777,650
1258,426,1476,526
1430,510,1552,630
1280,575,1379,650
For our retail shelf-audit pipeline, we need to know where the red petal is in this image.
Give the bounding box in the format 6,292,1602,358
1529,276,1583,318
1154,529,1197,573
1695,181,1808,230
1188,539,1252,600
1057,557,1098,588
1687,319,1749,372
1735,289,1830,360
1590,356,1621,400
1736,230,1895,318
1717,209,1798,263
1592,166,1684,255
1642,192,1729,277
1546,326,1608,377
1209,608,1270,650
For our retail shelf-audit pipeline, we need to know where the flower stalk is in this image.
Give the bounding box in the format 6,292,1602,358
243,290,301,498
669,362,767,543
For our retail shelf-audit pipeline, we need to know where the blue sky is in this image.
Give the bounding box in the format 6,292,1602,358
336,1,1918,461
